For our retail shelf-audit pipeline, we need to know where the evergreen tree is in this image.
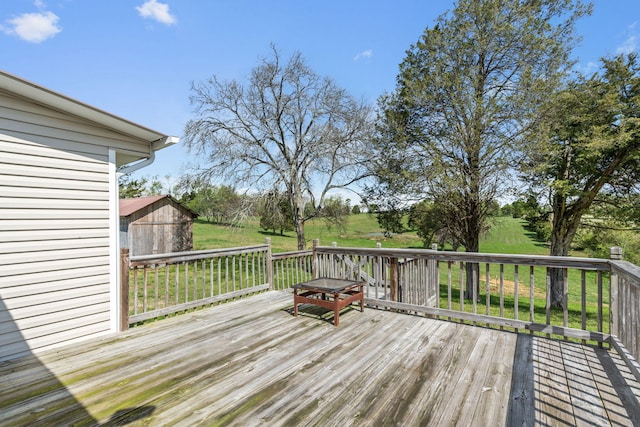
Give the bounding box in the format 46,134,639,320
371,0,590,298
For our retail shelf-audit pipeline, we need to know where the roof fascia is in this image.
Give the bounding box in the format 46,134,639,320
0,70,179,149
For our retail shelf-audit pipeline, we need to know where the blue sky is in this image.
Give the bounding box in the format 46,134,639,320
2,0,639,188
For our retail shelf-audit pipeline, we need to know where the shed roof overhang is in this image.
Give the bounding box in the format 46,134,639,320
0,70,179,169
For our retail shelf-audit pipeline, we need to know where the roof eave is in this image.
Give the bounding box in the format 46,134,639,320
0,69,179,150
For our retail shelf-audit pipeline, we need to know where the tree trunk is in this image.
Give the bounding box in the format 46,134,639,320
463,197,481,300
549,225,572,308
295,217,305,250
549,192,581,308
465,262,480,301
290,187,306,251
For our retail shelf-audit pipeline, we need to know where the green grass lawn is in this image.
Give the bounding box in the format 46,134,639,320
194,214,555,255
193,214,421,252
481,217,550,255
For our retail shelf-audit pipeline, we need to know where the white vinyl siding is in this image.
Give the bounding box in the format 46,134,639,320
0,90,150,161
0,93,145,361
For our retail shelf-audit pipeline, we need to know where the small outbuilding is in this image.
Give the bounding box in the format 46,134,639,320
120,195,198,256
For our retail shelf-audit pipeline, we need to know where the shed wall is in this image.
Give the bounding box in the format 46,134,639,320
0,93,126,361
126,200,194,256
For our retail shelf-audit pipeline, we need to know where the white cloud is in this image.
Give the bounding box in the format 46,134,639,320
576,60,599,76
617,34,638,55
617,22,638,55
353,49,373,61
136,0,176,26
2,11,61,43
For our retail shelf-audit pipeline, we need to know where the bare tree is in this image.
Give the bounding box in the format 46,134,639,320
184,46,373,249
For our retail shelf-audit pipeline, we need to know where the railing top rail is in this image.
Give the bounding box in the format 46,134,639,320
315,245,611,271
611,260,640,285
272,250,312,260
130,244,269,265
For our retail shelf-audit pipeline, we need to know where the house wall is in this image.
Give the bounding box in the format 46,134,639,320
0,91,145,361
126,200,194,256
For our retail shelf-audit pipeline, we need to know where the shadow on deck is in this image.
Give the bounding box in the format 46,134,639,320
1,291,640,426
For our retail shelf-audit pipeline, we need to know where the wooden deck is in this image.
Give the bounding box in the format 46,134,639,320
2,290,640,426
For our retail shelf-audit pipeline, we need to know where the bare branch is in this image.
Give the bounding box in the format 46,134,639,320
184,46,374,249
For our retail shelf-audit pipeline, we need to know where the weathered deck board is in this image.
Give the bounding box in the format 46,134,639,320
534,336,576,425
583,340,640,426
1,290,639,426
563,341,610,426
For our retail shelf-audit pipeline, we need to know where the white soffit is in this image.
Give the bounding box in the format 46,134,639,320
0,70,178,150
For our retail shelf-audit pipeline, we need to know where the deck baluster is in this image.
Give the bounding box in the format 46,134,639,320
143,267,148,313
485,263,490,327
499,264,504,331
529,266,535,333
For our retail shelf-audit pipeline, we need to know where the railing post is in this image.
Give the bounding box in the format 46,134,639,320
429,244,438,307
119,248,130,332
312,239,319,279
332,242,338,278
390,257,399,302
610,246,622,337
611,246,623,260
265,238,273,290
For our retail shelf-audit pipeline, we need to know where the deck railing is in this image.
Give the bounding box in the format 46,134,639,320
120,239,640,374
121,243,272,324
120,239,315,325
609,257,640,377
308,241,640,375
312,243,609,343
271,249,313,290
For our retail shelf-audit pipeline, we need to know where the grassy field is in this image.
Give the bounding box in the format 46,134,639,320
193,214,555,255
